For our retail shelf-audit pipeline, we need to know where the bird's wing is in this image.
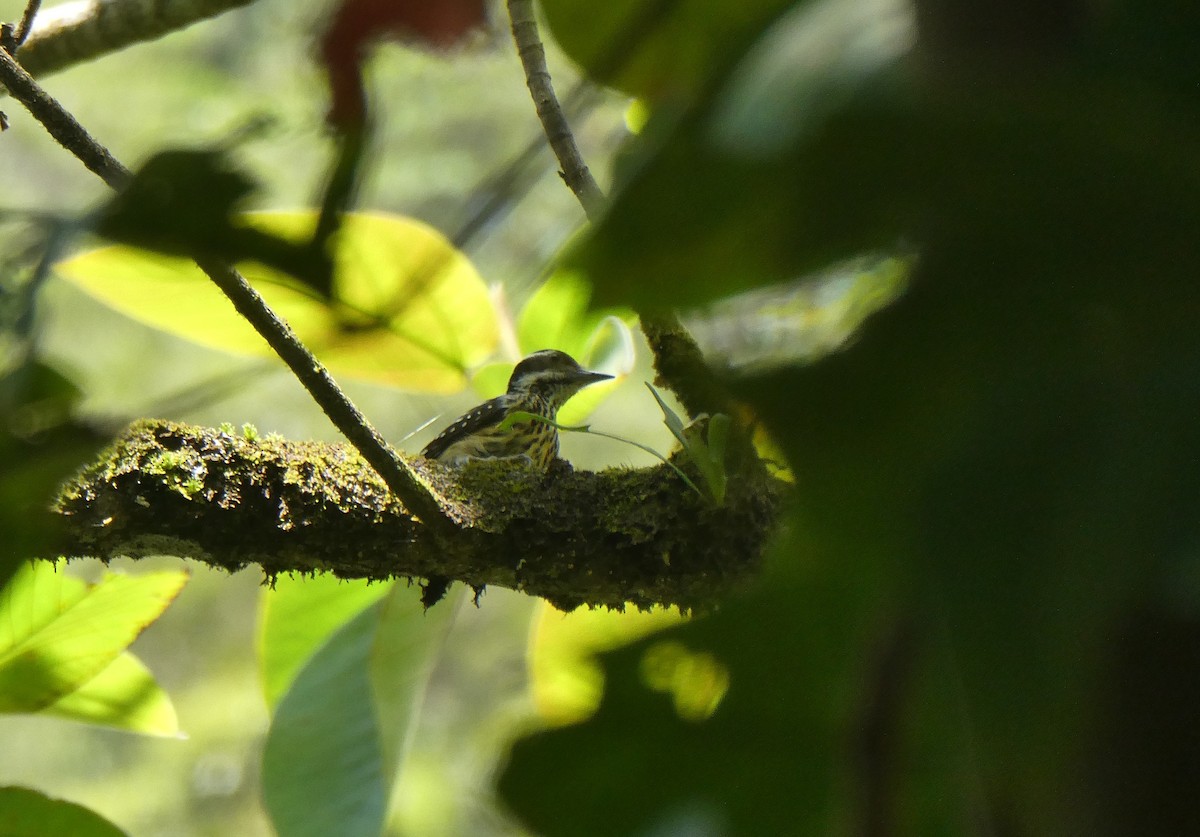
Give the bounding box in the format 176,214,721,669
421,395,511,461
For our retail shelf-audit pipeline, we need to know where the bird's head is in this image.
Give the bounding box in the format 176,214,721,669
506,349,612,407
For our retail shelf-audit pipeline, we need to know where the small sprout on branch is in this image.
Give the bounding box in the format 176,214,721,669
646,384,729,505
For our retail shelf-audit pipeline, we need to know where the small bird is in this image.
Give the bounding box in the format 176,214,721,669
417,350,611,608
421,349,612,469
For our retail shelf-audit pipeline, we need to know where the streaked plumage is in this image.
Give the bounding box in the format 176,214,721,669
421,349,611,469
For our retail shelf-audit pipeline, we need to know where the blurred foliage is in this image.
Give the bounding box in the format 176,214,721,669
258,573,391,709
539,0,795,101
261,584,454,837
7,0,1198,834
528,604,687,727
500,0,1200,835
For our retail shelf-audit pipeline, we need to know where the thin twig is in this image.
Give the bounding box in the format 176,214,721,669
0,45,454,534
506,0,605,219
0,47,125,184
13,0,41,51
504,0,736,422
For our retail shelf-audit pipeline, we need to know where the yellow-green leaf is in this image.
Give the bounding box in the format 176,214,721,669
56,211,499,393
0,565,187,714
40,651,180,737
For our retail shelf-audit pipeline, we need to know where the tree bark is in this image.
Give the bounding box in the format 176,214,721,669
54,420,786,611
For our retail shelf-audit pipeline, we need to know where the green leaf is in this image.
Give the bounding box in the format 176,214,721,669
0,565,187,714
575,1,916,310
0,786,128,837
540,0,799,99
516,271,633,366
687,413,728,505
262,584,454,837
258,574,392,709
506,270,634,425
57,211,498,393
40,651,180,737
645,383,687,442
263,601,388,837
370,585,457,818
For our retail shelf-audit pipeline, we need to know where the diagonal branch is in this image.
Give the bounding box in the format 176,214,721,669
55,421,784,611
507,0,605,220
0,44,454,534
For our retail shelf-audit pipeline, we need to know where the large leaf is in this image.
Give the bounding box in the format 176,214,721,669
57,211,498,392
0,565,187,714
0,786,128,837
262,584,454,837
263,602,388,837
370,583,457,815
258,573,392,709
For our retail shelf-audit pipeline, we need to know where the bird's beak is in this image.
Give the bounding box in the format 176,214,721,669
578,370,613,386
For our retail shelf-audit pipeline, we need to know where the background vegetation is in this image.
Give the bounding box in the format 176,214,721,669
3,0,1199,835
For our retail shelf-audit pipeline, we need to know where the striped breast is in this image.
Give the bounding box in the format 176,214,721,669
426,393,559,469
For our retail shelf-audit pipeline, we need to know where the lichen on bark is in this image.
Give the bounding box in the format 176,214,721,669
54,419,785,611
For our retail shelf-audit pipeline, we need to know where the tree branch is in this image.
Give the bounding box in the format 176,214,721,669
504,1,733,420
507,0,604,220
0,41,455,534
55,421,785,611
14,0,254,80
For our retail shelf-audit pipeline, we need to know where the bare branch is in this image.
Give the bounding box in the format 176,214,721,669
16,0,254,79
0,44,455,534
506,0,604,219
55,421,784,611
0,44,125,182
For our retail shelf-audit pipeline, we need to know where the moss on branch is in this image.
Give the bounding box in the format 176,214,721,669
54,420,785,611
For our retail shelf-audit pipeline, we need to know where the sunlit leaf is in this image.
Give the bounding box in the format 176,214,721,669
40,651,180,737
258,573,392,709
0,786,128,837
0,565,187,714
57,211,498,392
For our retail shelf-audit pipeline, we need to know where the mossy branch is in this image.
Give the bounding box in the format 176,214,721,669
52,421,786,612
